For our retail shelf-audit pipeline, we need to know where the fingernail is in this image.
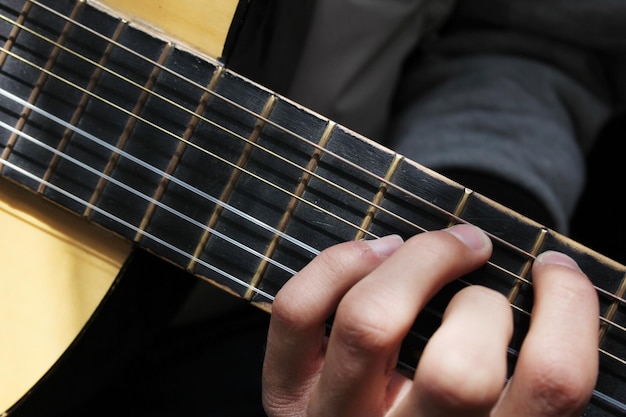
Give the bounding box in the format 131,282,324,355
364,235,404,257
535,251,582,272
444,224,491,251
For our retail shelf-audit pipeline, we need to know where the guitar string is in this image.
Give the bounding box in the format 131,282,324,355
12,5,626,313
0,12,418,240
23,1,626,314
0,29,537,293
0,11,465,249
0,155,277,301
1,41,594,327
0,9,613,300
23,1,626,309
1,135,625,387
3,2,624,358
2,47,626,373
0,85,491,297
23,1,541,259
0,42,383,239
0,108,536,369
0,115,299,278
24,0,625,312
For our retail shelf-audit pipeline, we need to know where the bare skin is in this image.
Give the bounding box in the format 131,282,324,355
262,224,599,417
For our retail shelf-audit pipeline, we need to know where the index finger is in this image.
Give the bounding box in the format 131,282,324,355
262,235,404,415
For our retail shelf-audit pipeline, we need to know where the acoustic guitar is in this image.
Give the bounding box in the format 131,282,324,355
0,0,624,415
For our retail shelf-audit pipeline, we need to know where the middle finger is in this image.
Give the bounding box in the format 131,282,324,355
309,224,493,416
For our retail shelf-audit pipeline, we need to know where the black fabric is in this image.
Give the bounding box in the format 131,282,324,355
12,250,270,417
223,0,316,95
570,113,626,265
6,250,198,417
69,296,270,416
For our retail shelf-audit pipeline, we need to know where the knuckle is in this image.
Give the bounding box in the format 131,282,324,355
270,292,305,331
333,301,398,353
315,240,375,279
272,292,310,333
262,391,307,417
271,240,374,332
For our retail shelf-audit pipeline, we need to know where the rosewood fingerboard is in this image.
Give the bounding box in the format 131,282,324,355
1,1,625,415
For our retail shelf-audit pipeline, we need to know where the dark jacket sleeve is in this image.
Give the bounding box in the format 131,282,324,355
387,2,618,232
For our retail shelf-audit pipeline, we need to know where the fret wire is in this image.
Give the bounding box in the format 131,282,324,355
0,0,32,69
41,19,127,195
0,117,298,278
146,66,225,247
448,187,472,227
246,120,337,301
9,0,626,341
507,228,547,303
0,88,532,318
599,271,626,342
0,0,83,169
354,153,404,241
446,191,534,317
189,93,277,279
506,271,626,352
450,279,626,370
0,86,317,260
85,41,173,220
418,280,626,374
3,9,625,310
0,83,552,324
22,1,542,263
0,156,276,301
29,2,626,327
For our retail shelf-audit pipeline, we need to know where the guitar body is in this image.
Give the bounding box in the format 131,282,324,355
1,1,625,416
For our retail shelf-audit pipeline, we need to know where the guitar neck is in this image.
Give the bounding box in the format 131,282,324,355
1,0,626,415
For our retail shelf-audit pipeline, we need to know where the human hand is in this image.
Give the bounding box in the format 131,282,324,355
262,224,599,417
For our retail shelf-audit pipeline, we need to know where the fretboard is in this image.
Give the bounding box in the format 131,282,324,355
1,1,626,415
